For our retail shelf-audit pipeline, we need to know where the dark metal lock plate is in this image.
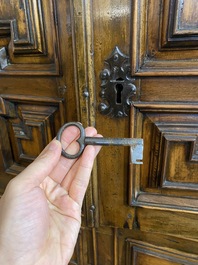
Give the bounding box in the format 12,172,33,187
98,46,136,118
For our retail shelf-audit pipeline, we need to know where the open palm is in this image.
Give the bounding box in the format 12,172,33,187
0,126,101,265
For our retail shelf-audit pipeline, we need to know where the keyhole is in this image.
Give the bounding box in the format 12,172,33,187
115,83,123,104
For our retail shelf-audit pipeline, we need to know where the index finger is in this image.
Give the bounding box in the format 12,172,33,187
49,126,97,184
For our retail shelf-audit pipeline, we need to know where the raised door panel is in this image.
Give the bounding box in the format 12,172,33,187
0,0,60,75
126,240,198,265
130,103,198,213
0,95,64,194
132,0,198,75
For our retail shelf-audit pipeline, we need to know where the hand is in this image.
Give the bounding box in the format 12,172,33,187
0,126,102,265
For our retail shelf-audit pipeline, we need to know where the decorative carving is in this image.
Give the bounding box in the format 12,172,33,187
98,46,136,118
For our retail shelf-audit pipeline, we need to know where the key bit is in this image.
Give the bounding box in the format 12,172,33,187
130,143,143,164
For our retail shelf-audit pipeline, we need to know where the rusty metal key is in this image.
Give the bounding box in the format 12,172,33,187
56,122,143,164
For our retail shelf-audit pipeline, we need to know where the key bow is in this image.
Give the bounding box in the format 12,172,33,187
56,122,86,159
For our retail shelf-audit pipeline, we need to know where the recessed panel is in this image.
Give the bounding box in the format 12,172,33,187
177,0,198,30
162,136,198,190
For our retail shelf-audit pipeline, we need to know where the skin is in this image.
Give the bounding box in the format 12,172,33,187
0,125,102,265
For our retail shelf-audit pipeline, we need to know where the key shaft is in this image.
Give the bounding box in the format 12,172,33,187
82,137,143,147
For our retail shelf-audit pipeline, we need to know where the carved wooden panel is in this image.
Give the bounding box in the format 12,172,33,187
0,0,61,75
132,0,198,76
0,95,64,190
130,103,198,212
126,239,198,265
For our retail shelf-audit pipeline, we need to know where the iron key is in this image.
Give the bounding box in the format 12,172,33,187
56,122,143,164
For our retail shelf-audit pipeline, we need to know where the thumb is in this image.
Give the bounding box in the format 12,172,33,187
16,139,62,186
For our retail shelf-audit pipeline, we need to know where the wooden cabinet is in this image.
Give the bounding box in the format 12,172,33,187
0,0,198,264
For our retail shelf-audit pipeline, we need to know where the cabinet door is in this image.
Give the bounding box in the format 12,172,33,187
1,1,198,265
69,0,198,264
